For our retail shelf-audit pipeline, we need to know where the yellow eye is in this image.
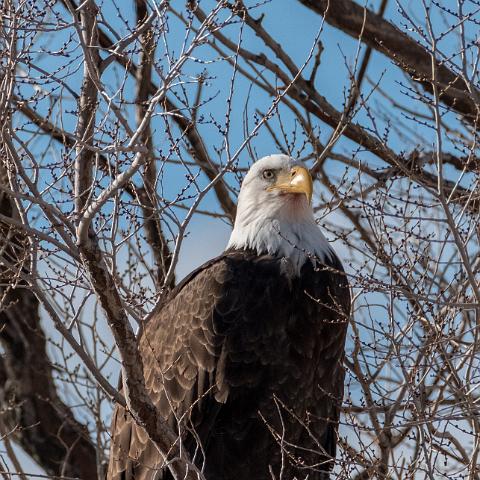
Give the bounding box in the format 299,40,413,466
262,169,275,180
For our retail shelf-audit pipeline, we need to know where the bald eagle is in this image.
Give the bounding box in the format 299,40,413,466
107,155,350,480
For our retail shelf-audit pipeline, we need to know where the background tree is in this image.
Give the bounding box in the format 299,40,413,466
0,0,479,478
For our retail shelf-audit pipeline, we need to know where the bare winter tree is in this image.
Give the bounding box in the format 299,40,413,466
0,0,479,478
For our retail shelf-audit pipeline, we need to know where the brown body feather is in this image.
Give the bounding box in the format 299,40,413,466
107,249,350,480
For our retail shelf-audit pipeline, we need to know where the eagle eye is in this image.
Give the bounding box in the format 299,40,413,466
262,169,275,180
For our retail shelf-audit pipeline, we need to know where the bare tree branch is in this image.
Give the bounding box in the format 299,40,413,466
298,0,480,122
134,0,174,287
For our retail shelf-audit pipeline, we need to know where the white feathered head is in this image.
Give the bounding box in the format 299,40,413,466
227,154,333,274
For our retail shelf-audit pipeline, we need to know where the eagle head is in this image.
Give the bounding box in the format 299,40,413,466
227,154,333,274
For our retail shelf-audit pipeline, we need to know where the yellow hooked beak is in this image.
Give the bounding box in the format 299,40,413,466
267,166,313,204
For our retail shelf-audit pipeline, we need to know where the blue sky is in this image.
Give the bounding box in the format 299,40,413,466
6,0,479,476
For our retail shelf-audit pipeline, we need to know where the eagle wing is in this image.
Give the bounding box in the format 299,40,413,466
107,251,350,480
107,254,247,480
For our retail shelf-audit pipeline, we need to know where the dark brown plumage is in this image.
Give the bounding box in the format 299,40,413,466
107,249,350,480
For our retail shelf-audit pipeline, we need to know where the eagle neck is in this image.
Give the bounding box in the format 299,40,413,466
226,212,333,277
